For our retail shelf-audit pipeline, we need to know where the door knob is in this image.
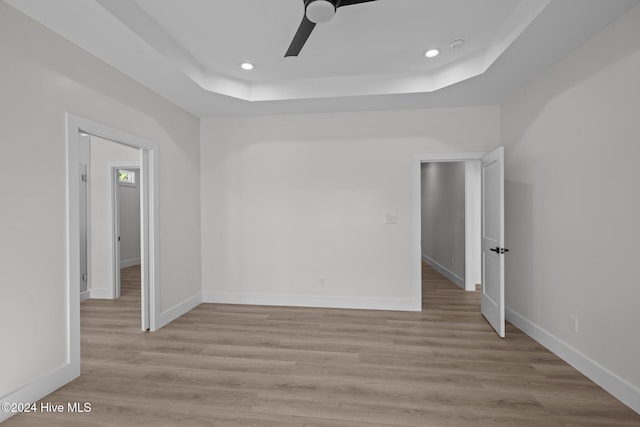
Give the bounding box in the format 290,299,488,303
490,247,510,254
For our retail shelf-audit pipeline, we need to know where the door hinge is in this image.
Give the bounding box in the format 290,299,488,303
81,174,87,182
82,273,88,282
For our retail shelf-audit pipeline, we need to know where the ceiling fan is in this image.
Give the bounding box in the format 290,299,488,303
285,0,378,57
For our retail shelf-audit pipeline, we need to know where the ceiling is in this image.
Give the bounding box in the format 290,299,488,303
5,0,639,117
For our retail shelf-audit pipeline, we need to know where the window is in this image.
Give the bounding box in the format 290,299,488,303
118,169,136,187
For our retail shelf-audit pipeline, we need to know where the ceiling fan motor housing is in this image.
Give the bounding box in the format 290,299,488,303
287,0,376,57
306,0,337,24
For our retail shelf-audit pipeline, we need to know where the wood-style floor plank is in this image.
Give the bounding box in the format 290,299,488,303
4,264,639,426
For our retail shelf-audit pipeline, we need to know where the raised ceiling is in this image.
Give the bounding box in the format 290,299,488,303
126,0,547,99
4,0,639,116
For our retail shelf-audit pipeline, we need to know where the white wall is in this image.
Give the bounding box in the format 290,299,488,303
118,168,141,268
90,138,139,298
421,162,466,287
201,108,499,310
501,4,640,413
0,2,200,416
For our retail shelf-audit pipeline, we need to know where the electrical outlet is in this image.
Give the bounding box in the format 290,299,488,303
570,315,578,333
320,277,327,287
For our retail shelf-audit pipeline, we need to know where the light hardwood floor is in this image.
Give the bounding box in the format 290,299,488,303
5,264,640,426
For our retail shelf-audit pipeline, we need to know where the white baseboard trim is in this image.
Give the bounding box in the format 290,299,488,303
80,291,90,302
422,253,465,289
202,291,420,312
506,307,640,415
120,258,141,268
156,292,202,330
89,288,113,299
0,362,79,423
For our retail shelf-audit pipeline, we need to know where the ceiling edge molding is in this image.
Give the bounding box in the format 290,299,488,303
60,0,552,102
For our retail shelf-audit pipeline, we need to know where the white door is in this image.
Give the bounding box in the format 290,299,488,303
481,147,507,337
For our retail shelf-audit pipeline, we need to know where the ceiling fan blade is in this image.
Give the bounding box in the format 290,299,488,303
337,0,377,7
285,15,316,57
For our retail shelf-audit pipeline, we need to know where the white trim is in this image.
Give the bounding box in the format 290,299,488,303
64,113,81,390
422,253,465,289
464,161,482,291
202,292,420,312
112,166,121,299
80,291,90,302
89,288,113,299
0,363,78,423
120,258,141,268
156,293,202,329
506,308,640,414
142,148,159,331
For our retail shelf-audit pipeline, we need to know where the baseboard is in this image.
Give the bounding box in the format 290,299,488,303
202,291,420,312
80,291,90,302
156,292,202,330
0,362,79,423
506,307,640,415
422,253,465,289
120,258,141,268
89,288,113,299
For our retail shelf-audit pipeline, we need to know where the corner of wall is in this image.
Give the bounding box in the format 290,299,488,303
506,307,640,414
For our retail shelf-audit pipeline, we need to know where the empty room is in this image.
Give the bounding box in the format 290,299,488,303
1,0,639,426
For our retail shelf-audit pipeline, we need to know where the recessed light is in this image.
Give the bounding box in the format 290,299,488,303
241,62,254,71
425,49,439,58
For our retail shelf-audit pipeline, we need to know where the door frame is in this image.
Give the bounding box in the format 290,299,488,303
78,159,92,302
66,113,160,369
109,163,141,299
414,152,486,306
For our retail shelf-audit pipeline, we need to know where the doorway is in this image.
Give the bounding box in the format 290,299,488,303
420,161,480,291
66,113,160,373
414,150,506,337
416,155,482,299
112,165,142,299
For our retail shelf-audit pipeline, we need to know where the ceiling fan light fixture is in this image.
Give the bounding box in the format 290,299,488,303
306,0,336,24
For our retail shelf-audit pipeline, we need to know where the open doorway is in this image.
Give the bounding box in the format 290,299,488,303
414,149,507,337
419,159,481,294
66,114,160,382
419,157,481,291
113,166,142,299
79,135,141,302
111,165,142,298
